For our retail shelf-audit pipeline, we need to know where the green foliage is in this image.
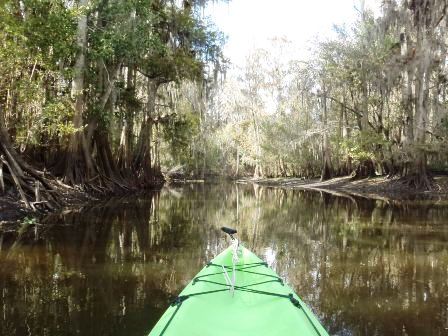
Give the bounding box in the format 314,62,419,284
0,0,226,186
22,0,77,65
0,0,77,147
162,104,200,168
340,131,388,163
41,99,77,138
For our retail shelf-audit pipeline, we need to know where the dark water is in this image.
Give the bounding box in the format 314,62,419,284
1,183,448,336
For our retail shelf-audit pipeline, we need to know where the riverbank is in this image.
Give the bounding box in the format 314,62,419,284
239,175,448,200
0,178,164,232
0,186,92,233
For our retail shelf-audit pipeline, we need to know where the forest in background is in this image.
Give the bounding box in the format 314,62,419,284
0,0,225,210
2,0,448,214
188,0,448,189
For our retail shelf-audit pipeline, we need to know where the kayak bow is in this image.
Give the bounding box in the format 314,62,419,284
149,231,329,336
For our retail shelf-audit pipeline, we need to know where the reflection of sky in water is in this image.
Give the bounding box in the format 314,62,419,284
0,183,447,336
264,246,276,267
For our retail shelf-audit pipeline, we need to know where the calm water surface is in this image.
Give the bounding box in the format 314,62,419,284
1,183,448,335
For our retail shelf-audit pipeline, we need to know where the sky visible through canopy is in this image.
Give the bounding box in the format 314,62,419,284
205,0,380,68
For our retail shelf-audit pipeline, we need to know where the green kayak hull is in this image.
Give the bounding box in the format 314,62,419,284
148,245,329,336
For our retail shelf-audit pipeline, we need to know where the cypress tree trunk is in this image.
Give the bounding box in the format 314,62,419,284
401,32,414,150
64,0,95,184
251,110,263,179
396,0,435,190
320,90,332,181
133,78,160,185
117,67,135,172
235,146,240,177
409,32,432,189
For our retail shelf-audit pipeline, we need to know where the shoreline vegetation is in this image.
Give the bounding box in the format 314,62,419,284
0,0,223,227
238,174,448,200
2,173,448,232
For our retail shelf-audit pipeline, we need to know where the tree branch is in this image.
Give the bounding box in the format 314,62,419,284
317,94,376,131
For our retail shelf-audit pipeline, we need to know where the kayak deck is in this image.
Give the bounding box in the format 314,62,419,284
149,245,328,336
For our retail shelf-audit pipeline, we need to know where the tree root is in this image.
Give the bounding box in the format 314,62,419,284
397,173,435,191
1,130,69,212
0,156,66,211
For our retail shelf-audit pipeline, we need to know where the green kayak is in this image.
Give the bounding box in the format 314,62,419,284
149,231,328,336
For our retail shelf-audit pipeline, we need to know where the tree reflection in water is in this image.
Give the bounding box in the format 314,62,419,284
0,183,447,335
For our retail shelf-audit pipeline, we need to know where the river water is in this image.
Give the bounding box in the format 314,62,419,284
1,183,448,335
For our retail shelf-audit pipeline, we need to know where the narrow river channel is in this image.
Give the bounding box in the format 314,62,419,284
1,183,448,335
